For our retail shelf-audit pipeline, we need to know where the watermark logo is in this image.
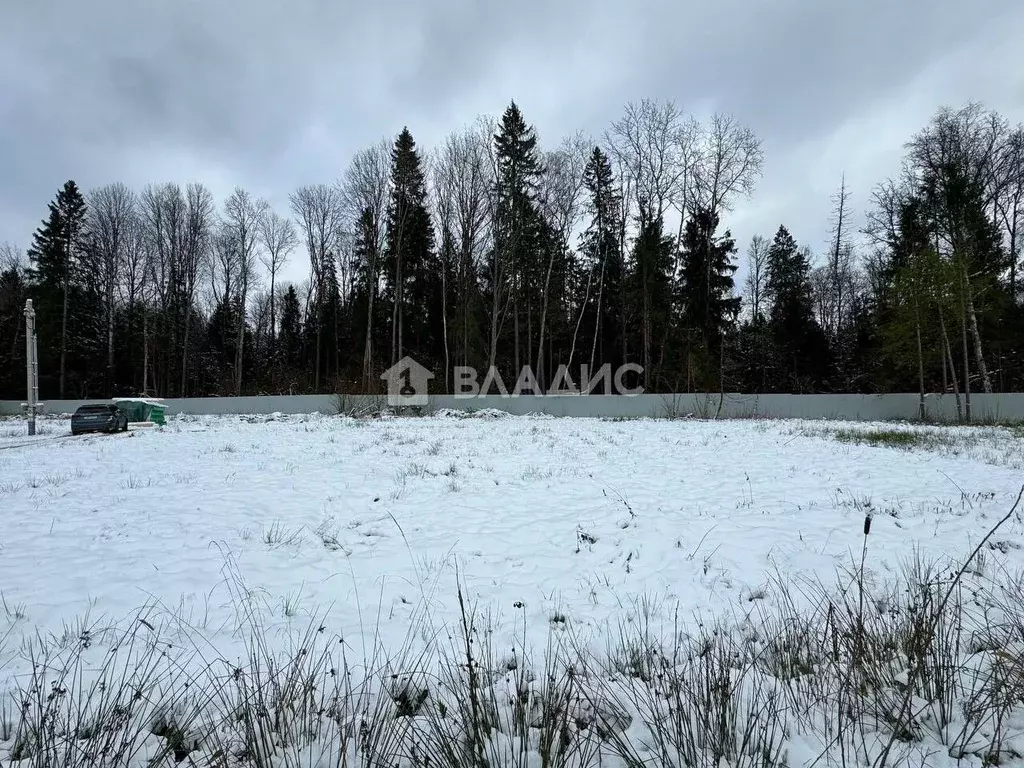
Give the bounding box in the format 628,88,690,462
380,356,435,406
382,357,643,404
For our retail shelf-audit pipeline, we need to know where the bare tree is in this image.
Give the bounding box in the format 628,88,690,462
0,242,22,272
536,131,589,383
606,98,691,224
864,177,909,255
139,182,208,396
87,182,136,392
181,184,215,395
823,174,856,341
692,112,765,219
340,139,391,386
907,103,1007,394
0,242,26,378
431,117,495,384
745,234,770,321
258,209,298,348
222,188,268,394
289,183,344,390
211,224,239,310
607,99,693,381
995,125,1023,300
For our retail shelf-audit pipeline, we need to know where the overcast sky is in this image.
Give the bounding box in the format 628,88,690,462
2,0,1023,288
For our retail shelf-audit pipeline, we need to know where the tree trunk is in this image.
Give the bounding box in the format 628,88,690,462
60,251,69,399
107,293,114,396
441,262,450,393
269,269,277,346
513,270,521,377
939,309,961,422
1009,206,1018,302
314,322,322,392
142,306,150,396
567,265,593,374
235,290,246,395
913,295,925,421
961,297,972,423
391,252,401,366
362,255,376,390
535,246,556,385
961,267,992,393
589,243,607,371
180,311,191,397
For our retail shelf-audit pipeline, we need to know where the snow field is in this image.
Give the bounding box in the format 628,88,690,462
0,413,1023,767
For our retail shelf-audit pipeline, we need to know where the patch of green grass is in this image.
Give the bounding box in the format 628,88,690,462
832,428,928,449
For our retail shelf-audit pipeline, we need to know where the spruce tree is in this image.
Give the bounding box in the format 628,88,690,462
384,128,437,368
766,225,829,391
277,285,304,373
580,146,625,370
489,101,544,373
678,207,741,389
0,261,27,398
629,211,675,389
26,180,90,398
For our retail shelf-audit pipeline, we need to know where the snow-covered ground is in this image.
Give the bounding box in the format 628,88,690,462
1,413,1023,767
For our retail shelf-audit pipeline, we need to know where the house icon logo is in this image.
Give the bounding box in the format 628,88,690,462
380,356,434,406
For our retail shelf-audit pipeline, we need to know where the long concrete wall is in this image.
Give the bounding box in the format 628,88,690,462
3,393,1024,422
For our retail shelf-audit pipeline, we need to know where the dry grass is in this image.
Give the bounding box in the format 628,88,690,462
1,492,1023,767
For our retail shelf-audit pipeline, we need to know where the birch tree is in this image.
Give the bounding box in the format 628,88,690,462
340,140,391,386
223,188,268,394
908,103,1006,394
289,183,344,390
536,132,589,383
258,209,298,348
431,118,494,377
692,113,764,219
87,182,136,392
745,234,770,322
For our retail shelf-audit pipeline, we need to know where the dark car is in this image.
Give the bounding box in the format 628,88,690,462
71,404,129,435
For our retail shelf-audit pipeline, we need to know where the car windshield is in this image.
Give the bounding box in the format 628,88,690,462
77,405,113,414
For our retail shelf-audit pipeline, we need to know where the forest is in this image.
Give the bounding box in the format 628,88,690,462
0,100,1021,412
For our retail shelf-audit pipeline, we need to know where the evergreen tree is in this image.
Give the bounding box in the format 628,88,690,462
678,207,742,390
488,101,545,373
350,207,385,380
317,251,343,386
580,147,625,370
629,211,675,389
277,285,304,373
26,181,91,398
766,226,829,391
383,128,438,369
0,260,27,398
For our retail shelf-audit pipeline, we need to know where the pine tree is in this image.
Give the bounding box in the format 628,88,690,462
0,260,27,398
26,181,90,398
383,128,438,369
629,211,675,389
350,207,384,382
766,225,829,391
678,207,742,389
277,285,303,374
317,251,343,386
579,147,625,371
488,101,544,373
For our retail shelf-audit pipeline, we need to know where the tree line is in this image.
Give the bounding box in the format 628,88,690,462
0,100,1021,411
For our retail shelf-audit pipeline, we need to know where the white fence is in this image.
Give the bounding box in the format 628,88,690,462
2,393,1024,422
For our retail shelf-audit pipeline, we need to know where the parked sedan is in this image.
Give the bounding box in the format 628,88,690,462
71,404,129,435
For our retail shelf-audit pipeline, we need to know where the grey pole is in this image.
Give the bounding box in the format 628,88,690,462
24,299,39,436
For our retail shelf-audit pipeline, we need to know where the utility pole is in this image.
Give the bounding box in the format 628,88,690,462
23,299,42,435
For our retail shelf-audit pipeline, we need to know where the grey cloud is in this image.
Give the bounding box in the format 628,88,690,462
1,0,1022,283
